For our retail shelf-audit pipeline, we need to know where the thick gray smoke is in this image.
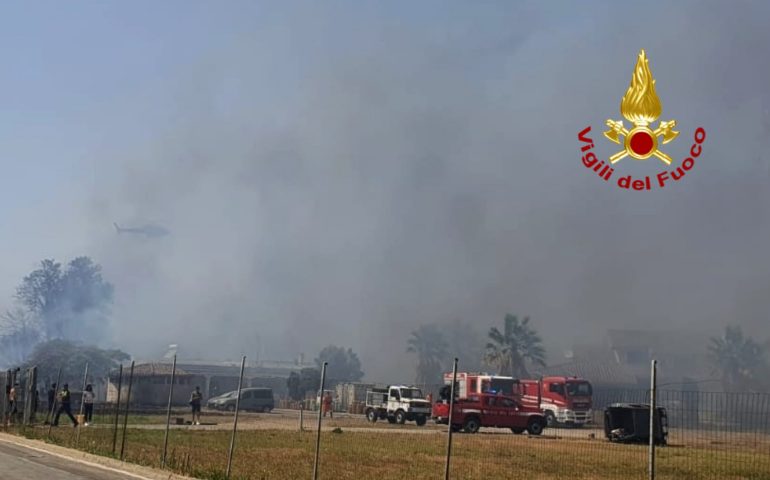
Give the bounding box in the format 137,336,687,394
7,1,769,381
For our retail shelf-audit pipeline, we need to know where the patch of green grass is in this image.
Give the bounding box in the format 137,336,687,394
9,425,770,480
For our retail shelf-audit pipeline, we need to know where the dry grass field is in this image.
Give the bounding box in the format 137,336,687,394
10,422,770,480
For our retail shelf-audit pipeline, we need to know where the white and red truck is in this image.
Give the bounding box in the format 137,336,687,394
520,376,593,427
364,385,431,425
441,372,593,427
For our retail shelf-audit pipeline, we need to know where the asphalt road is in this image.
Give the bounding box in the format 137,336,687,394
0,440,148,480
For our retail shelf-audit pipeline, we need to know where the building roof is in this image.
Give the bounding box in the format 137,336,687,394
606,329,659,349
175,362,306,378
111,359,313,380
554,329,717,388
606,329,712,379
607,329,711,355
110,363,192,378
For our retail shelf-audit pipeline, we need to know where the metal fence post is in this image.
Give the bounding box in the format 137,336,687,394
161,355,177,467
445,357,459,480
76,363,89,447
312,361,327,480
46,368,62,437
537,375,543,410
226,356,246,479
20,369,27,427
299,403,304,432
111,364,124,455
649,359,657,480
120,361,135,460
1,370,7,430
23,366,37,427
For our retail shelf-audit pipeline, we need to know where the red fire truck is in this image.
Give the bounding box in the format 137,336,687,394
441,372,593,427
441,372,522,398
520,376,593,427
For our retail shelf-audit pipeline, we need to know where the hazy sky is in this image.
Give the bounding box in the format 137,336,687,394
2,1,769,381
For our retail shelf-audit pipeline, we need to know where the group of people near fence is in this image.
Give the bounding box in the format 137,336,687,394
8,380,242,429
3,381,95,428
49,383,95,427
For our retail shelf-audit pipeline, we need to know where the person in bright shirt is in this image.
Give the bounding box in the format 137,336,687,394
82,384,95,426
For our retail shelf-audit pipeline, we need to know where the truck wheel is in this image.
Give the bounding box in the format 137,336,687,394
463,417,481,434
511,428,524,434
415,415,427,426
545,411,557,428
387,416,397,424
395,410,407,424
366,408,378,423
226,404,236,412
527,419,545,436
262,406,271,413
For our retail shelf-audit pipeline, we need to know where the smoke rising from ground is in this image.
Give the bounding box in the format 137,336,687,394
3,1,770,381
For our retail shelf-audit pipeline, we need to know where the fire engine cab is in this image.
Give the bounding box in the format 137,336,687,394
520,376,593,427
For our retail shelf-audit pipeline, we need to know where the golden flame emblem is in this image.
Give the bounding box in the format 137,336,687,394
604,50,678,164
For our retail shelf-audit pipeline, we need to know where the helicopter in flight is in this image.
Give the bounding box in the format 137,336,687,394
113,222,170,238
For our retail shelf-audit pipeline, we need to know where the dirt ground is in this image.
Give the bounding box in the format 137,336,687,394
112,408,770,453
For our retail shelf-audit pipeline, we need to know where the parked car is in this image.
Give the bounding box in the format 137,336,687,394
207,388,275,412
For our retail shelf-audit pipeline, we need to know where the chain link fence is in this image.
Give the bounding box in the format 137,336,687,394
2,359,769,479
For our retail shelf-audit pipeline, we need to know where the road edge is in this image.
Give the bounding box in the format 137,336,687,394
0,432,197,480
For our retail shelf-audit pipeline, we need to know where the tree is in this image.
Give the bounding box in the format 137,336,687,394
287,368,322,401
59,257,114,342
286,371,302,400
15,259,63,339
23,339,129,387
315,345,364,382
445,319,483,372
407,324,448,384
14,257,113,342
484,314,546,378
0,308,42,366
708,326,767,392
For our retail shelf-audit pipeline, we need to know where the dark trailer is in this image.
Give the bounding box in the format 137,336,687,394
604,403,668,445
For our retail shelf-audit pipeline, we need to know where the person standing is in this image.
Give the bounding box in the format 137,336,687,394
189,386,202,425
322,391,333,418
8,383,18,425
82,384,95,426
46,383,56,423
53,384,78,427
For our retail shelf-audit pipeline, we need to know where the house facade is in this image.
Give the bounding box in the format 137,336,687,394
108,359,314,406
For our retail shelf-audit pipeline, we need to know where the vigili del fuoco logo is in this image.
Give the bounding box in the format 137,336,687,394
578,49,706,190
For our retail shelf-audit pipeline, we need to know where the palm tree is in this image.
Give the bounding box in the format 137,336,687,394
446,319,483,372
708,326,767,392
484,314,546,378
407,324,448,385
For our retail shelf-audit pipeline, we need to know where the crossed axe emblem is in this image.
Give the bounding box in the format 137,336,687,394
604,119,679,165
